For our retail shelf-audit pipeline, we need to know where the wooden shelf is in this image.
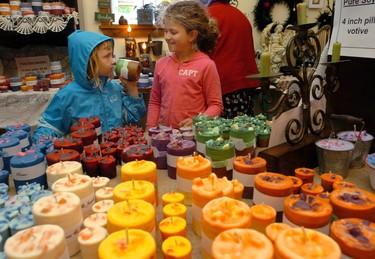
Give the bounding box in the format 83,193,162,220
99,24,163,38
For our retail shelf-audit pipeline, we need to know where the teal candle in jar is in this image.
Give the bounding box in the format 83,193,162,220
205,137,235,179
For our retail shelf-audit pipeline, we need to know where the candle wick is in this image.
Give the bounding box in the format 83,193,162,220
126,199,131,211
170,217,174,224
301,227,307,243
68,173,71,182
132,179,135,189
175,238,178,247
54,195,58,203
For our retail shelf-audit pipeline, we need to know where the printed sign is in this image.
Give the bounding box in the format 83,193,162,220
15,56,51,77
98,1,110,8
95,12,115,22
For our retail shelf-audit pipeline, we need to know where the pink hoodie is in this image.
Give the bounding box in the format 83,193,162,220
146,51,223,129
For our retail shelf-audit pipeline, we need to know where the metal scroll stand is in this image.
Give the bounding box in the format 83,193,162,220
248,23,349,145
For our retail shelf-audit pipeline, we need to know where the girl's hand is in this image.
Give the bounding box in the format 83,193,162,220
120,76,138,98
178,118,193,127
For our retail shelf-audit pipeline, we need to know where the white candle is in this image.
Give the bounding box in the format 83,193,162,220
78,227,108,259
46,161,83,187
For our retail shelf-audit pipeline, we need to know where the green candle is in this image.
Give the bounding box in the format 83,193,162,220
260,52,271,77
297,3,307,25
332,41,341,62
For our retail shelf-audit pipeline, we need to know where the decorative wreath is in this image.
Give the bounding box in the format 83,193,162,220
253,0,303,32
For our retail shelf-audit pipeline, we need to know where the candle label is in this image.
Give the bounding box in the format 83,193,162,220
11,162,46,181
81,192,95,215
233,169,255,187
230,137,255,151
64,219,83,245
253,189,285,211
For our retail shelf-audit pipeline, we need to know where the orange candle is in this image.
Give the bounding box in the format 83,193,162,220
211,228,274,259
201,197,252,259
162,191,185,206
113,180,155,206
283,194,333,234
288,176,303,194
191,173,235,237
98,229,156,259
162,236,191,259
233,155,267,199
332,180,357,190
274,228,341,259
163,202,187,219
159,216,187,241
301,183,324,196
176,154,212,205
120,160,158,205
232,179,244,200
250,204,276,234
320,172,343,192
294,167,315,184
265,222,292,243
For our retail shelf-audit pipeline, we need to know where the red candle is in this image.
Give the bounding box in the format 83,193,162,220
84,144,101,157
53,137,84,159
46,149,80,166
101,147,116,158
82,154,101,177
121,144,154,164
99,141,116,150
78,115,102,143
71,128,98,147
70,122,95,133
99,155,117,179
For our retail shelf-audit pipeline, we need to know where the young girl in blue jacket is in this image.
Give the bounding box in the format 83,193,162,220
32,30,146,142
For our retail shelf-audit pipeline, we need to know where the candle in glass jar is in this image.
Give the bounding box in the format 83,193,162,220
297,2,307,25
260,52,271,77
332,41,341,62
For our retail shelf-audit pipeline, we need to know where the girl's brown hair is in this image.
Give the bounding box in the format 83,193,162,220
87,40,113,87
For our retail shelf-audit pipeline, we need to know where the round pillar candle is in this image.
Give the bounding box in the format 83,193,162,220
288,176,303,194
148,125,172,144
253,172,294,222
98,229,156,259
0,137,21,172
330,218,375,258
232,179,244,200
5,123,31,136
120,160,158,205
78,226,108,259
176,154,212,206
167,139,196,179
233,155,267,199
162,236,191,259
92,199,114,213
91,176,110,192
195,126,221,156
51,174,95,218
294,167,315,184
191,173,235,237
45,149,80,166
229,123,256,156
83,212,107,228
265,222,292,243
274,228,341,259
107,199,155,236
201,197,252,259
99,155,116,179
84,144,101,157
71,129,98,148
205,137,235,180
70,122,95,134
320,172,343,192
46,161,83,188
101,146,116,158
162,191,185,206
2,129,31,152
113,180,155,206
54,137,84,160
211,228,274,259
159,216,187,241
163,202,187,219
250,204,276,234
4,224,69,259
82,154,100,177
95,187,113,202
121,144,154,164
283,193,333,234
332,180,357,190
329,188,375,221
151,131,171,170
78,116,102,143
301,183,324,196
32,192,83,256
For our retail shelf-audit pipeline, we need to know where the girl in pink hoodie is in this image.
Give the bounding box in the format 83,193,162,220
146,0,223,130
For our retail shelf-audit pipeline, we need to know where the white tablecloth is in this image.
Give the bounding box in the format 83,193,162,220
0,88,59,128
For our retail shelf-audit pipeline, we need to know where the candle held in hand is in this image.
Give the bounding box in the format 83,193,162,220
260,52,271,77
332,41,341,62
297,3,307,25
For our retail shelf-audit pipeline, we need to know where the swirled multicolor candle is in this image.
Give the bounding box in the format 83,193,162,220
253,172,294,222
191,173,235,237
91,177,110,193
159,216,187,241
330,188,375,221
95,187,113,202
205,137,235,180
176,154,211,206
201,197,252,259
162,236,191,259
120,160,158,206
107,199,155,237
98,229,156,259
330,218,375,258
162,191,185,207
211,228,274,259
167,139,196,179
294,167,316,184
249,204,276,235
233,155,267,199
274,228,341,259
163,202,187,219
92,199,114,214
32,192,83,256
113,180,155,206
83,213,107,229
283,193,333,235
4,224,69,259
51,174,95,218
265,222,292,243
10,150,47,191
78,226,108,259
46,161,83,188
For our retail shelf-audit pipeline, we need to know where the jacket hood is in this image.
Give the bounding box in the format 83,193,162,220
68,30,114,90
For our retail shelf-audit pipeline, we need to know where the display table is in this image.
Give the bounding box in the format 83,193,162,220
0,88,59,129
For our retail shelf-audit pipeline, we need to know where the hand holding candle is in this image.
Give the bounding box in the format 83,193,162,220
332,41,341,62
297,3,307,25
260,52,271,77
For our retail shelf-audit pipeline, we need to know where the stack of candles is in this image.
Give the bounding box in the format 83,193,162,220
167,139,196,179
78,115,103,143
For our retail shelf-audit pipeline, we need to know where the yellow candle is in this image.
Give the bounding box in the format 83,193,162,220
297,3,307,25
95,186,114,202
113,180,155,206
163,202,187,219
332,41,341,62
121,160,158,205
159,216,187,241
106,199,155,236
260,52,271,77
211,228,274,259
162,236,192,259
162,191,185,206
250,204,276,234
98,229,156,259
